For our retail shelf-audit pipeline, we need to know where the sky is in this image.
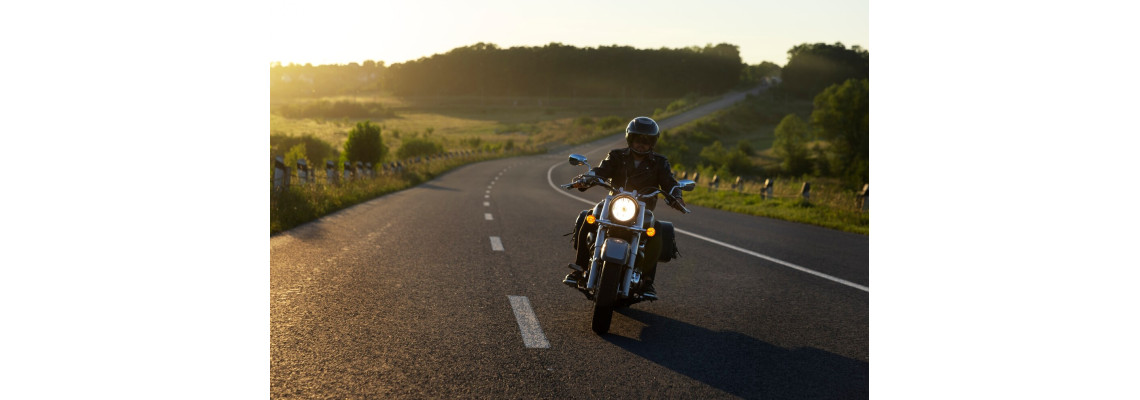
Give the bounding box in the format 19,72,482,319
268,0,868,67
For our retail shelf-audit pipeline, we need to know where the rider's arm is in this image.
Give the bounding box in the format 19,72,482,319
658,157,683,199
575,150,620,190
657,157,688,210
591,150,620,179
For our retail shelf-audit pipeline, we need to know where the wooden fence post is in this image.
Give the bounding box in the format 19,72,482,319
859,183,869,212
761,178,773,200
711,175,719,192
801,182,811,201
296,159,309,185
273,156,286,190
326,161,337,185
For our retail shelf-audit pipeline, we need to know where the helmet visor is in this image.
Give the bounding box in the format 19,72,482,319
630,134,657,146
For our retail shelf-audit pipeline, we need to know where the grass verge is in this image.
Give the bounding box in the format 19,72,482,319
270,150,536,235
682,181,868,235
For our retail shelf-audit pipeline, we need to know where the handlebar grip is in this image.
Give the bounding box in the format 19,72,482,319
667,200,690,214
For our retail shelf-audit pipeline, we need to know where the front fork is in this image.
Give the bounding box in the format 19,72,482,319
585,229,642,297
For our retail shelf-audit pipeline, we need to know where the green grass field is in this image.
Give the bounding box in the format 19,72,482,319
269,91,704,157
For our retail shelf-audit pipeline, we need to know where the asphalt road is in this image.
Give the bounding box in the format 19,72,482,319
271,88,869,399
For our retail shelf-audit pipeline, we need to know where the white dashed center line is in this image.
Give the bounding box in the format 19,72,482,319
490,236,504,251
483,202,490,207
508,296,550,349
485,213,493,221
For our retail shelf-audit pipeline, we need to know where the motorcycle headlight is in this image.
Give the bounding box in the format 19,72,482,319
611,196,637,222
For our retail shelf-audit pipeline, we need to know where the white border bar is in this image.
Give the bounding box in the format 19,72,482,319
508,296,550,348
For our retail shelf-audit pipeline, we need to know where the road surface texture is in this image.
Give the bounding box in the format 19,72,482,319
271,88,868,399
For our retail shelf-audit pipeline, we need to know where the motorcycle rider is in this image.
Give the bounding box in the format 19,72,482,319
563,116,688,300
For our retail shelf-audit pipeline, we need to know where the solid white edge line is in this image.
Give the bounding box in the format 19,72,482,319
546,161,868,293
508,295,550,349
675,228,868,292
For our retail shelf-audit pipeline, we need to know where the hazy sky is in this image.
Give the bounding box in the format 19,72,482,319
269,0,868,67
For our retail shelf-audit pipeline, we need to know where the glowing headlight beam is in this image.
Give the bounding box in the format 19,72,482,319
611,197,637,222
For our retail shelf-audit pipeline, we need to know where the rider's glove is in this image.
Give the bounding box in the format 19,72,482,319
670,197,688,212
572,175,591,191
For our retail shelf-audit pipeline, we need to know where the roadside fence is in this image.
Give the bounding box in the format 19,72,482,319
271,149,497,189
676,170,868,212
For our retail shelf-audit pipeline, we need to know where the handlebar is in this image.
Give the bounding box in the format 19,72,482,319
562,176,691,214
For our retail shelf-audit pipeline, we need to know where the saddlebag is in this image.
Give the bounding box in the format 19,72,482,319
570,209,590,249
656,221,679,262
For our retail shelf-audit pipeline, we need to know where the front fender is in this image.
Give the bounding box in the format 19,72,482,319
600,237,630,265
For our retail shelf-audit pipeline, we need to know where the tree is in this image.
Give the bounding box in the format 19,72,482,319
698,140,752,175
810,79,869,184
740,61,782,87
773,114,813,176
780,42,868,99
344,120,387,164
699,140,727,167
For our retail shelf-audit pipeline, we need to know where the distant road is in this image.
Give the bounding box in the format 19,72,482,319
659,85,768,129
271,86,868,399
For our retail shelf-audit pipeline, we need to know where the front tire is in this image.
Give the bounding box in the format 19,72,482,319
592,261,622,334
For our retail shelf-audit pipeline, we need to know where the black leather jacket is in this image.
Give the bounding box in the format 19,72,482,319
585,148,682,211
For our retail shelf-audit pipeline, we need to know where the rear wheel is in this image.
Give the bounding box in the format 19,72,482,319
592,261,622,334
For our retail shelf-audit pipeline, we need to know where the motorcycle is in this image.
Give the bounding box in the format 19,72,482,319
559,154,695,334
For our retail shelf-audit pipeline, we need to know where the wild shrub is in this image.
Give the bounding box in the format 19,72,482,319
598,116,623,130
270,133,338,164
397,137,444,160
344,121,388,164
574,116,595,127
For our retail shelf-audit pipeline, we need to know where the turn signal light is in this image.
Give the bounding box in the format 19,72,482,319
586,215,596,224
646,227,656,237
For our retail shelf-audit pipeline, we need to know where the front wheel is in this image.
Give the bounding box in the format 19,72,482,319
592,261,622,334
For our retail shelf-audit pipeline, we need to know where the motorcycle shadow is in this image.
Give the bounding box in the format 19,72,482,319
606,308,867,400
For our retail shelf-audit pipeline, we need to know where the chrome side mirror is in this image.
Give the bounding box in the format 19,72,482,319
568,154,588,166
677,179,696,191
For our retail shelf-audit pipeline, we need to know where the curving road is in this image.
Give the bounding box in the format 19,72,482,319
271,88,868,399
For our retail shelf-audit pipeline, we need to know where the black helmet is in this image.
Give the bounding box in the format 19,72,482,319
625,116,660,155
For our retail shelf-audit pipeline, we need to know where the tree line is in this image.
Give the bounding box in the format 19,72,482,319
271,42,747,99
270,41,864,102
778,42,868,100
386,42,743,97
